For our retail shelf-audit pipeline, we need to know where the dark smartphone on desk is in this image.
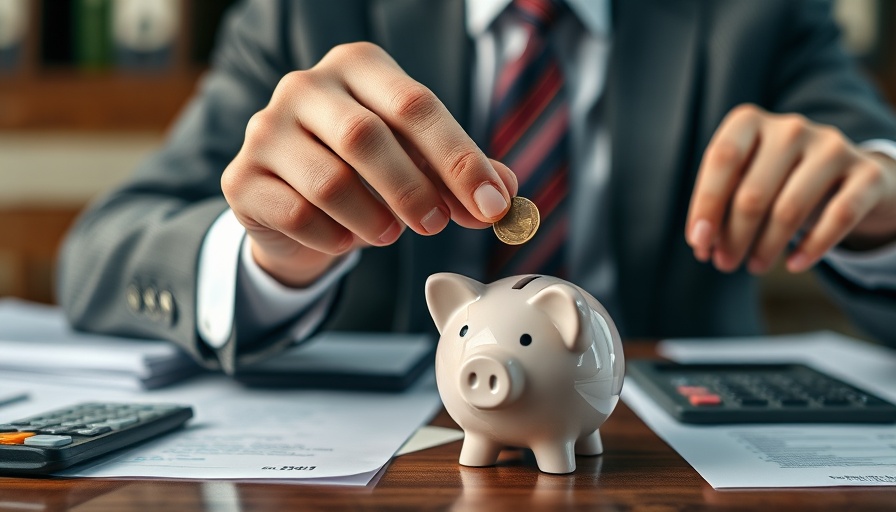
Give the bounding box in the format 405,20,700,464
233,332,435,391
627,360,896,424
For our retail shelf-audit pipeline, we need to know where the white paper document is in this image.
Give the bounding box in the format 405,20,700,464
0,372,442,485
621,332,896,489
396,426,464,456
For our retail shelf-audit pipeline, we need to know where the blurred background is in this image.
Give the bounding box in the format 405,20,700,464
0,0,894,337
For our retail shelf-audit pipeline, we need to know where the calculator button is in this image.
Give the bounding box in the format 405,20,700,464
27,420,60,428
738,398,768,406
0,425,18,433
677,386,711,396
74,426,112,436
97,417,139,430
860,396,889,407
779,398,809,406
36,427,79,435
0,432,36,444
24,435,72,447
689,395,722,406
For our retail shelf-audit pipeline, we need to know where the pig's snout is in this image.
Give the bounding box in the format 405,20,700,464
459,355,524,409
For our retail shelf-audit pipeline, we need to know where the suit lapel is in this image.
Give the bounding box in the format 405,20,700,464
605,0,701,333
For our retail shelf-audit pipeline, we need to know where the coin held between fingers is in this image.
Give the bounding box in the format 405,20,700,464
493,196,540,245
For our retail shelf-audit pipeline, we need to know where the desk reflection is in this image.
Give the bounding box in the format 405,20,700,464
0,479,129,512
199,482,243,512
450,453,609,512
0,479,248,512
66,481,209,511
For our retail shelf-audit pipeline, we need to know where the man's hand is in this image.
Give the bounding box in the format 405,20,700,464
686,104,896,274
222,42,517,287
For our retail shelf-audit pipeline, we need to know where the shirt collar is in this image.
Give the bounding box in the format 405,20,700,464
465,0,612,38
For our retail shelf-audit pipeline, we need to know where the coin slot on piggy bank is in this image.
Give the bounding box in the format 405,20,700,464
425,273,625,474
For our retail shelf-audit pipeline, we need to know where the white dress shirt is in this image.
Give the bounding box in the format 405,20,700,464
195,0,896,349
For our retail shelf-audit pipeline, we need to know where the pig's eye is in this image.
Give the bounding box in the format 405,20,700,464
520,334,532,346
459,325,469,337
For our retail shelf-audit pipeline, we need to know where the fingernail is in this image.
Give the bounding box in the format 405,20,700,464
689,219,712,248
473,182,508,220
787,251,810,272
713,250,735,273
747,257,765,274
694,246,710,262
420,207,449,234
377,221,402,244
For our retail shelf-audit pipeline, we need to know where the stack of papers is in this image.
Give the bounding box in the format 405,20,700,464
0,299,200,389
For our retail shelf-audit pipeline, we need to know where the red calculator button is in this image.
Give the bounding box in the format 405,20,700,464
677,385,711,396
689,394,723,406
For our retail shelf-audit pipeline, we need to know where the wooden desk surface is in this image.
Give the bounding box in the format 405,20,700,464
0,342,893,511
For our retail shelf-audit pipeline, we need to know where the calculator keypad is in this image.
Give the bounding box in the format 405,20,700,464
670,368,886,409
627,361,896,424
1,403,183,443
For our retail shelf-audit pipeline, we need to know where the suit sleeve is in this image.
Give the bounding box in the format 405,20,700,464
768,0,896,346
57,0,298,371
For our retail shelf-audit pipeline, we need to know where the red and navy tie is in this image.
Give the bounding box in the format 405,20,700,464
487,0,570,280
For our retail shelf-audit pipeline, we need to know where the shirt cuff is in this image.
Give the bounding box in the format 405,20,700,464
825,241,896,290
859,138,896,163
197,209,244,348
196,208,360,349
824,140,896,289
236,231,359,340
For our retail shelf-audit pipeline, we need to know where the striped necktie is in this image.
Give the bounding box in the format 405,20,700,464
487,0,570,280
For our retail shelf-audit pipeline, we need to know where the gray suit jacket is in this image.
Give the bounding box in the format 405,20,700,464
57,0,896,372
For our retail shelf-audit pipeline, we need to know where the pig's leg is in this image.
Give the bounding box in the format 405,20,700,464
458,433,502,467
575,429,603,456
530,439,576,474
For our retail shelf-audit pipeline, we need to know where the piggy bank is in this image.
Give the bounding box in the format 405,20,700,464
425,273,624,474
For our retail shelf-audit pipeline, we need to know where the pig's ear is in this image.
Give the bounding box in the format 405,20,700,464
527,284,592,354
425,273,485,334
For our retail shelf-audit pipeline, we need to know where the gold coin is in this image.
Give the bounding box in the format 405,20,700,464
493,196,540,245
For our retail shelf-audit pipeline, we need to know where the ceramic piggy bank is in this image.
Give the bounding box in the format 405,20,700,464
425,273,624,474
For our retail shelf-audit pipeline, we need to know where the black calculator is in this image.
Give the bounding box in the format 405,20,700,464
627,360,896,424
0,402,193,475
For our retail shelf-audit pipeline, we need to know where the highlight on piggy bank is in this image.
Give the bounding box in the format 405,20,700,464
424,273,625,474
